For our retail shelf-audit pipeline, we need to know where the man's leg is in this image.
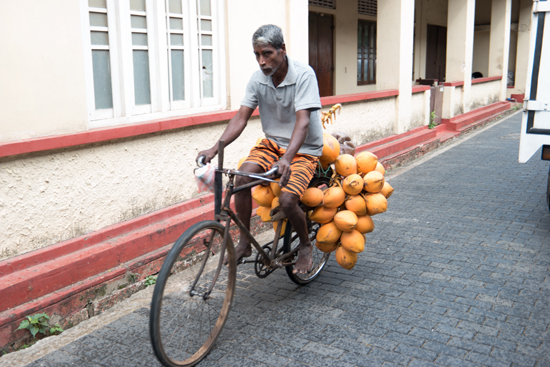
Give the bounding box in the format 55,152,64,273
277,154,318,274
279,192,312,274
229,162,265,262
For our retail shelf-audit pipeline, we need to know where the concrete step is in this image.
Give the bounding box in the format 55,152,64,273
358,128,438,159
443,102,511,131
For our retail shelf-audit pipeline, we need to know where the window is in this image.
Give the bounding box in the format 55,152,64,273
357,20,376,85
83,0,224,127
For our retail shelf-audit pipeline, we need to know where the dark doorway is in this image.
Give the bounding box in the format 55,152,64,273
425,24,447,82
309,12,334,97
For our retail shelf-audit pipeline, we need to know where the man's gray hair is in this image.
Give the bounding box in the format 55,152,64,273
252,24,284,50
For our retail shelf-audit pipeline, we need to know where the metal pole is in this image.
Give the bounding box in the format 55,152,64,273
215,140,225,217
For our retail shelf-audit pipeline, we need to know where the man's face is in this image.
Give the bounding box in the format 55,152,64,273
253,43,286,77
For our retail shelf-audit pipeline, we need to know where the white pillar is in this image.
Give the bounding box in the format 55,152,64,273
446,0,475,113
377,0,415,134
513,0,532,95
489,0,512,101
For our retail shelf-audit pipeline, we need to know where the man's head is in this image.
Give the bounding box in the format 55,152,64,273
252,24,286,77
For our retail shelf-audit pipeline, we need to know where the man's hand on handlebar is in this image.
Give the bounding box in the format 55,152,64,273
273,157,291,188
196,147,217,167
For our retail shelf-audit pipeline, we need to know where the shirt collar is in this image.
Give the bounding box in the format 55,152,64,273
258,56,297,88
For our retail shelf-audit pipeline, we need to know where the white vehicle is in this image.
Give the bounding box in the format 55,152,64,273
519,0,550,210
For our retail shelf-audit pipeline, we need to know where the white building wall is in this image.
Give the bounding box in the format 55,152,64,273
0,0,88,142
469,80,502,109
0,96,397,259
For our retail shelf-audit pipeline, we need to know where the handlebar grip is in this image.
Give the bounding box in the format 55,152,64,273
197,155,206,167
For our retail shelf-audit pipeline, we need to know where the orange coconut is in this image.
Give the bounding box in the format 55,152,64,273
342,174,364,195
345,195,367,216
273,219,287,236
260,206,272,222
270,179,282,197
320,133,341,169
380,182,394,198
256,206,265,218
309,205,338,224
322,186,346,208
315,241,338,253
374,162,386,175
335,245,358,270
252,185,275,207
341,230,365,253
333,210,358,232
271,197,280,209
316,222,342,244
355,151,378,174
355,214,374,233
364,193,388,215
301,187,324,207
334,154,357,177
363,171,385,193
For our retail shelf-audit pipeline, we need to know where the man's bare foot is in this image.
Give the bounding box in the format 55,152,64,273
224,242,252,265
293,243,313,274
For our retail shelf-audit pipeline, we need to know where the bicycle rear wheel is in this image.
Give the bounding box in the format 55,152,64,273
284,177,331,285
150,220,236,367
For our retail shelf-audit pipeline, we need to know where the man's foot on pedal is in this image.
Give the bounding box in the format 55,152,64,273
224,242,252,265
293,243,313,274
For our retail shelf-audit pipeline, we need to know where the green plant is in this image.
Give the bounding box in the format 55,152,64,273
145,275,157,286
512,104,522,111
16,313,63,338
128,273,138,283
428,111,438,129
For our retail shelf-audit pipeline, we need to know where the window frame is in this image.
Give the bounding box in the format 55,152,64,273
80,0,226,129
357,19,377,86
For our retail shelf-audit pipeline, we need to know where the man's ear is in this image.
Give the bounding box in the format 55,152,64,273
280,43,286,54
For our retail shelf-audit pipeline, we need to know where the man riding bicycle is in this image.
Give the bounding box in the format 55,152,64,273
197,24,323,274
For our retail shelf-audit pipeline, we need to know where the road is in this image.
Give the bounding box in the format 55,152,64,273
10,111,550,366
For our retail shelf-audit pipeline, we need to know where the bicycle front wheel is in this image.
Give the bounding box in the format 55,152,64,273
150,220,236,367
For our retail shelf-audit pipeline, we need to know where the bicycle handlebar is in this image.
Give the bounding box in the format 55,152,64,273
196,154,279,179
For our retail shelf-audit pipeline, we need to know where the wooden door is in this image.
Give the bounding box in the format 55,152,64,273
309,12,334,97
426,24,447,82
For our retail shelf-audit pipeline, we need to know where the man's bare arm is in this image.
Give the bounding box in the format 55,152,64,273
275,109,311,187
197,106,255,164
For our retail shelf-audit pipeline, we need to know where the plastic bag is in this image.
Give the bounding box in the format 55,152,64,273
194,163,216,193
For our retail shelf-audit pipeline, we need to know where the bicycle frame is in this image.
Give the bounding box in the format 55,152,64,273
212,141,298,269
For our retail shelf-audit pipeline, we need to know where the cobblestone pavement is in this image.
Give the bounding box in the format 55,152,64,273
24,113,550,366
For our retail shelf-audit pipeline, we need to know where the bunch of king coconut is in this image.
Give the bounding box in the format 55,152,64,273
251,178,289,237
301,133,394,270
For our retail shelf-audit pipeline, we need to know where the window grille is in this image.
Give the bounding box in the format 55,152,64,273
358,0,376,16
308,0,335,10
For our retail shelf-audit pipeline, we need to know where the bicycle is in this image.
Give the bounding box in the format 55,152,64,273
149,141,332,367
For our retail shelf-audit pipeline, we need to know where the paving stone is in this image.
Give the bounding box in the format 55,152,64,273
421,341,467,358
337,351,384,367
464,351,512,367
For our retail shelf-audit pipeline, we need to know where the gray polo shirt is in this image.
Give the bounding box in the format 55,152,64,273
241,57,324,157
